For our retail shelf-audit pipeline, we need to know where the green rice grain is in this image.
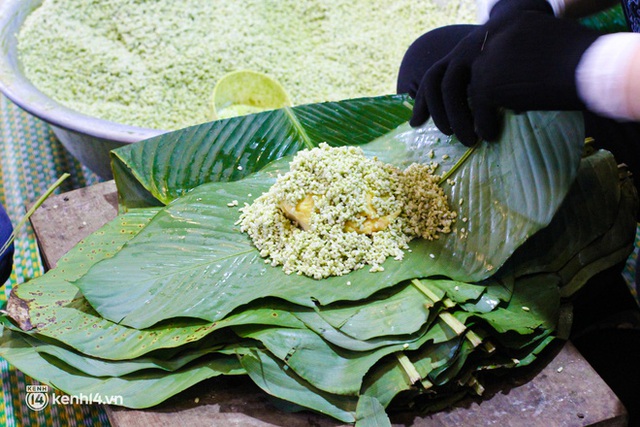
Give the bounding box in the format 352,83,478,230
238,143,456,279
18,0,475,130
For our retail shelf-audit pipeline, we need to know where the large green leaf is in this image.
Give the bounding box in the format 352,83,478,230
558,166,638,296
75,111,585,329
1,89,637,422
294,303,453,353
361,355,414,409
1,323,232,377
240,349,359,423
7,148,627,368
355,395,391,427
471,274,560,335
0,326,245,409
4,209,302,360
499,150,638,297
362,113,586,279
111,95,414,208
2,150,634,417
506,151,621,277
312,280,469,341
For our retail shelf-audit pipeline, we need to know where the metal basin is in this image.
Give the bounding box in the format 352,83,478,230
0,0,165,179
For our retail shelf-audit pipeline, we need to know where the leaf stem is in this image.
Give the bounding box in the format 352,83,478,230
0,173,70,257
467,375,485,395
438,143,478,186
395,352,422,384
465,329,483,348
411,279,442,303
439,312,466,336
284,107,314,150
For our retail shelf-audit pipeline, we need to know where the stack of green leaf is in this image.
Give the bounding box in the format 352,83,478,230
1,95,637,426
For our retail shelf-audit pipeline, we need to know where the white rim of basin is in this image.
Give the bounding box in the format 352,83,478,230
0,0,165,143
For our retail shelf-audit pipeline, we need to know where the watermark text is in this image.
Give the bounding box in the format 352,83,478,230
26,385,124,411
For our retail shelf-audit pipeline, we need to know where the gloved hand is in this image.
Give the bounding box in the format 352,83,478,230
397,25,477,98
0,204,13,286
487,0,556,19
409,0,556,133
410,0,601,146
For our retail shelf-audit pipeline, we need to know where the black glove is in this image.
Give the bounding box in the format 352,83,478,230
398,25,477,97
488,0,555,19
0,204,13,286
409,0,555,132
410,0,601,146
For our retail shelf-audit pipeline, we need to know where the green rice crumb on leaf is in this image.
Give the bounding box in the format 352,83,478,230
239,143,456,279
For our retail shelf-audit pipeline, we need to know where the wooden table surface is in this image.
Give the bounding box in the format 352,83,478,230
28,180,629,427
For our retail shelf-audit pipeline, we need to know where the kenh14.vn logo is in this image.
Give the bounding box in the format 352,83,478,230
25,385,49,411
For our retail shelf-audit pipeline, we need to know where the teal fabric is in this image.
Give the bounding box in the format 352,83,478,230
0,94,109,426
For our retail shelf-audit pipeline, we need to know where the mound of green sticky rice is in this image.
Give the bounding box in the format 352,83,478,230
17,0,476,130
238,144,456,279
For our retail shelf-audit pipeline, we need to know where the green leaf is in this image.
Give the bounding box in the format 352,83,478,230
3,209,231,359
237,325,386,395
111,95,414,208
361,111,586,281
507,150,621,277
428,339,476,387
74,111,585,329
499,149,638,297
295,306,441,353
361,356,415,408
240,349,358,423
558,164,639,296
5,325,232,377
0,326,245,409
355,395,391,427
313,283,445,341
430,279,486,304
5,207,306,360
472,274,561,335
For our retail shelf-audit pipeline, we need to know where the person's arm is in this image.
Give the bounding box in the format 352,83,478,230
490,0,640,124
628,48,640,118
576,33,640,121
410,0,640,144
477,0,618,21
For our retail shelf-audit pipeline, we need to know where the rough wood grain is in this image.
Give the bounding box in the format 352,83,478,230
29,180,119,269
28,183,629,427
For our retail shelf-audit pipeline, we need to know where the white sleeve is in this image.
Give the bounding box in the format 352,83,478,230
476,0,500,22
576,33,640,121
476,0,566,23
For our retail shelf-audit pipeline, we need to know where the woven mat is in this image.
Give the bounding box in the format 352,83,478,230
0,94,109,426
0,92,638,426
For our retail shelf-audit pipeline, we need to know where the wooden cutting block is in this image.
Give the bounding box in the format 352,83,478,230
27,181,628,427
